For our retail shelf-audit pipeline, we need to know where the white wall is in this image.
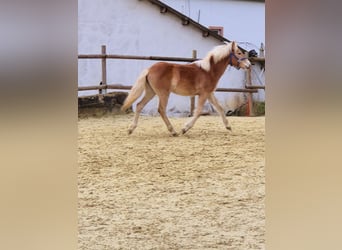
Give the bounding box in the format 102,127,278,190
78,0,264,115
162,0,265,52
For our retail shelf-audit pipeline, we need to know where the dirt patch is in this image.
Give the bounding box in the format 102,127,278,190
78,114,265,249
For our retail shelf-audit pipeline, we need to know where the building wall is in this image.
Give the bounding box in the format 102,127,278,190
78,0,264,115
162,0,265,52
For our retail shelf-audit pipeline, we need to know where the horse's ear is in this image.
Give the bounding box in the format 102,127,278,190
231,41,236,51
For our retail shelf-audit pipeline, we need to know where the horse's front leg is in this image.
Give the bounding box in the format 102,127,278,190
182,94,208,134
208,93,232,131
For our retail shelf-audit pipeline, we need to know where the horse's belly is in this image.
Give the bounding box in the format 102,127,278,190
172,85,197,96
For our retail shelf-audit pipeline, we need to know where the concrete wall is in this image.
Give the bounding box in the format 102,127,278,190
78,0,264,115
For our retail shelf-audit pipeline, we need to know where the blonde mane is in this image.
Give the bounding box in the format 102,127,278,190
194,42,233,72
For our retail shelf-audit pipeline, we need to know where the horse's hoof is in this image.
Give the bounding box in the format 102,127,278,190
128,130,133,135
181,128,187,134
226,126,232,131
171,132,179,137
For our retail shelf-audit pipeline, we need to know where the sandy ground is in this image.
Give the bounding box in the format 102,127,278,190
78,114,265,249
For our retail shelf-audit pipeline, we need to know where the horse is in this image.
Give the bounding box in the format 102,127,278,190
121,41,251,136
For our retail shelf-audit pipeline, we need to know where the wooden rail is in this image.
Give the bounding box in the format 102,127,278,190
78,54,197,62
245,85,265,90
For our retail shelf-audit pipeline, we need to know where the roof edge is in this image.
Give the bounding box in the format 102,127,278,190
143,0,247,53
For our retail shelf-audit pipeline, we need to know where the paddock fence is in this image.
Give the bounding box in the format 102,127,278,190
78,45,265,116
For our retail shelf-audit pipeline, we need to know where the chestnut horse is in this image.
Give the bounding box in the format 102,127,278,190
121,41,251,136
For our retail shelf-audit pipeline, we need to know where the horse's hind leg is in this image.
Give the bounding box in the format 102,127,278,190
128,84,155,134
208,93,231,131
157,94,178,136
182,94,208,134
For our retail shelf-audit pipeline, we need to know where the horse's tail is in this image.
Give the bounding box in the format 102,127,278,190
121,68,149,112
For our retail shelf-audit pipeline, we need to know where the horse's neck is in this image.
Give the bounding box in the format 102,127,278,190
210,56,230,82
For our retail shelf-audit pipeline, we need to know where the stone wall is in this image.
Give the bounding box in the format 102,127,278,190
78,92,128,117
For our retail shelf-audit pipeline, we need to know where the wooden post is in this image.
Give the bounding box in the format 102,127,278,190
101,45,107,95
190,49,197,116
245,51,254,116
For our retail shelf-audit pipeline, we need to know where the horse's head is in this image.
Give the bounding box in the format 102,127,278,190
228,41,251,70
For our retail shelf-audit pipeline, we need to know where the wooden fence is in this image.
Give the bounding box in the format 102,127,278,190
78,45,265,116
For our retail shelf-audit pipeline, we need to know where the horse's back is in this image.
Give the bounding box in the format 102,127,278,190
148,62,207,96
